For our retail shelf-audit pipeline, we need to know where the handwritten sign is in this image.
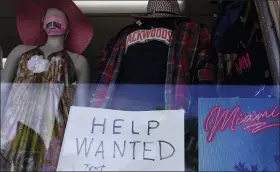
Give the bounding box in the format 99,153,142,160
57,107,184,171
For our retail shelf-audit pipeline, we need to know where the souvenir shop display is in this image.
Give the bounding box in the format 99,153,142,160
0,0,93,171
199,0,280,171
90,0,217,170
91,0,217,112
1,0,278,171
211,0,278,97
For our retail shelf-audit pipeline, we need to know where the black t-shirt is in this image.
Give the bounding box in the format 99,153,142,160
111,19,176,110
221,4,272,86
221,1,258,54
117,18,175,84
226,41,272,85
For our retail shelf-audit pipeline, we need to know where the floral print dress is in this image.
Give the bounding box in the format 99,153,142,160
0,46,76,171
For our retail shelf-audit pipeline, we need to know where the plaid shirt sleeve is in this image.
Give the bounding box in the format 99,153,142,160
95,25,134,83
194,25,217,84
95,35,119,83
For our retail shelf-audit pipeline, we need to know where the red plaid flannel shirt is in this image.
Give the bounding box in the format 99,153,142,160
90,19,217,111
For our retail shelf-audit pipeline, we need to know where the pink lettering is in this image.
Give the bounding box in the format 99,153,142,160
125,28,172,50
161,29,167,39
136,30,142,41
167,30,172,42
126,34,132,45
245,53,251,68
235,53,252,74
156,28,161,37
143,30,150,39
132,32,137,42
150,29,156,37
204,106,280,142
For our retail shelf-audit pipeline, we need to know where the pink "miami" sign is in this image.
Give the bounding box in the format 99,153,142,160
204,105,280,142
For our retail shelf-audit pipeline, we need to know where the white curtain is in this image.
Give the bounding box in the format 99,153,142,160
2,58,6,69
0,46,3,71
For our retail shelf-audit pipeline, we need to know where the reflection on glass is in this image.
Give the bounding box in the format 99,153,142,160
0,85,279,171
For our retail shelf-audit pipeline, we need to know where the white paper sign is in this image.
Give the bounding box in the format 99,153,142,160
57,107,185,171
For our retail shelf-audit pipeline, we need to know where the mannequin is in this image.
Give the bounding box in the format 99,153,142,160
0,0,93,171
90,0,217,170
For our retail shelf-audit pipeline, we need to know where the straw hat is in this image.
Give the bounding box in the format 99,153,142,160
16,0,93,54
132,0,185,18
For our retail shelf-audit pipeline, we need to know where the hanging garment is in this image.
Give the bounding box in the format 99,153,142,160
226,40,272,86
220,0,257,54
211,0,246,52
216,0,273,92
212,0,248,84
90,18,217,112
219,20,273,96
110,19,175,111
0,47,76,171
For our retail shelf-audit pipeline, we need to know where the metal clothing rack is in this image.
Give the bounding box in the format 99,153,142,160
267,0,279,39
254,0,280,94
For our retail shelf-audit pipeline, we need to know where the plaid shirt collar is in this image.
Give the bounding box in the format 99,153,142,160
90,20,207,110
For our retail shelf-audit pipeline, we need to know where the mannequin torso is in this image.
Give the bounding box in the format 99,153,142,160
0,43,89,171
1,44,89,104
0,8,90,171
1,44,88,83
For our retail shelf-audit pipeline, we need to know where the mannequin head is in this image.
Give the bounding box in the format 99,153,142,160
43,8,69,37
17,0,93,54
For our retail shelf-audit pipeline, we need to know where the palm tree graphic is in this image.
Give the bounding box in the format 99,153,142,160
234,154,280,171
